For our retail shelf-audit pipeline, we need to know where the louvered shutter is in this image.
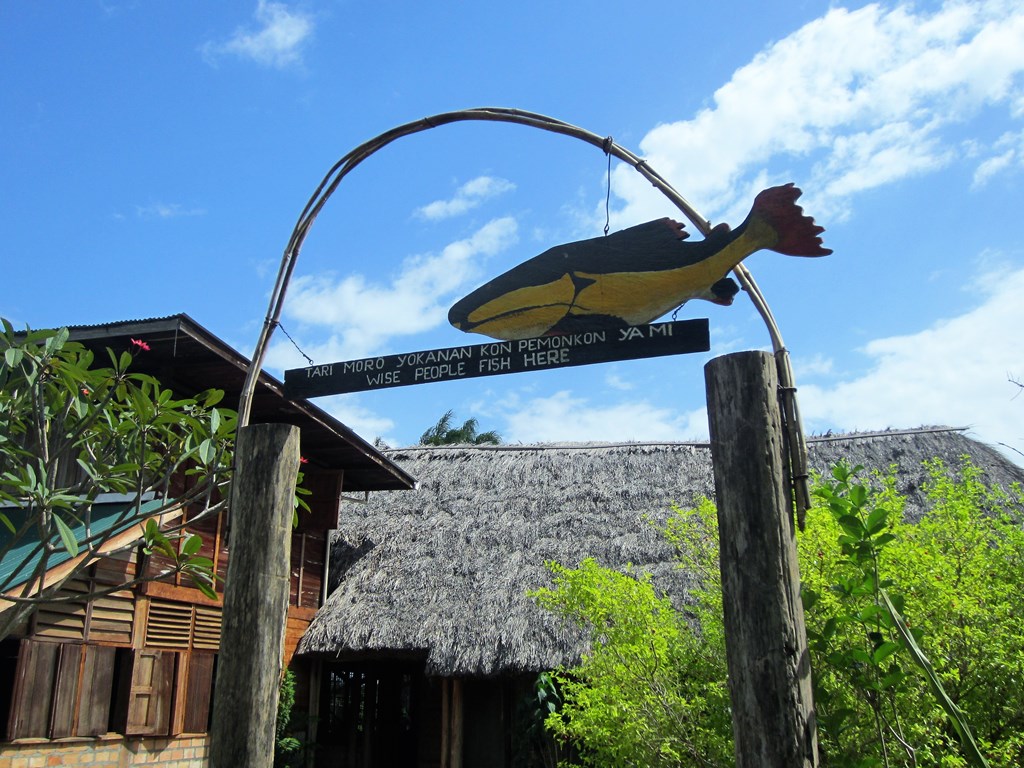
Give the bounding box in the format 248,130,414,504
145,599,222,651
34,577,135,645
87,588,135,644
145,601,193,649
34,581,89,641
193,606,221,651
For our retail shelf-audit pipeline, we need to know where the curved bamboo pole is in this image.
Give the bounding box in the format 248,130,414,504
239,107,810,518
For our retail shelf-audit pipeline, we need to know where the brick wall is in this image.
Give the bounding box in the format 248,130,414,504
0,734,209,767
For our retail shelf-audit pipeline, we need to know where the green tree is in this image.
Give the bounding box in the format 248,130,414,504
0,322,235,639
887,461,1024,764
529,540,733,766
800,459,1024,767
275,669,304,767
534,461,1024,767
419,409,501,445
800,463,938,766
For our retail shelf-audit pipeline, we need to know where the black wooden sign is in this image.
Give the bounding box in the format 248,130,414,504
284,319,709,399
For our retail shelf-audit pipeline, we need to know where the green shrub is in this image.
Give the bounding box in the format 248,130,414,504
533,459,1024,767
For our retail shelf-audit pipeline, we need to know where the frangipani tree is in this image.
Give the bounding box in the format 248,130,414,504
0,321,235,639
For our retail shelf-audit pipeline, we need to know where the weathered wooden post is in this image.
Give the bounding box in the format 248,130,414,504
210,423,300,768
705,351,817,767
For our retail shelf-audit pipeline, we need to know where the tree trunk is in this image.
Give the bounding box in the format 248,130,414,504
705,351,817,767
209,423,300,768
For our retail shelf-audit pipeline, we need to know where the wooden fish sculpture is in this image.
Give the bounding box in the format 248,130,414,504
448,183,830,341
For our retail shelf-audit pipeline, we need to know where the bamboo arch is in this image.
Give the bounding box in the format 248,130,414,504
238,106,811,516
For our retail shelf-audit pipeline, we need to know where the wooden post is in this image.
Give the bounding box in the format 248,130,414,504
210,423,300,768
450,677,464,768
440,679,450,768
705,352,817,767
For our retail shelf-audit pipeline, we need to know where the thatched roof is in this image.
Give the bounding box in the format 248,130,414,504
297,427,1024,677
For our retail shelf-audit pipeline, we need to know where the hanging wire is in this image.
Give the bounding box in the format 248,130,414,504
602,136,613,236
277,322,314,366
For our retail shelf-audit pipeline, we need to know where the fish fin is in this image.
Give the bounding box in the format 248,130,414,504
660,218,690,241
750,183,832,257
709,276,739,304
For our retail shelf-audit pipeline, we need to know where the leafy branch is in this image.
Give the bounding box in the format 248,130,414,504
0,320,235,637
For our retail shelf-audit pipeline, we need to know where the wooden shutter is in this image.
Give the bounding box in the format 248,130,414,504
192,606,221,651
7,640,58,739
121,649,175,736
34,581,89,641
182,653,216,733
93,550,137,585
33,571,135,645
87,588,135,645
145,601,193,649
49,643,83,738
77,645,116,736
145,599,222,651
7,641,120,740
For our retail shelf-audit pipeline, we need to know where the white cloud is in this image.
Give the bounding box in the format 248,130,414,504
415,176,516,221
502,390,708,443
973,150,1016,187
317,395,396,446
134,202,206,219
793,353,834,379
972,129,1024,188
799,264,1024,455
611,0,1024,225
604,372,634,391
817,122,951,204
202,1,313,69
280,216,518,358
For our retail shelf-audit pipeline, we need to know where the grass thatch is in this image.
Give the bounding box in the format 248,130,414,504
297,427,1024,677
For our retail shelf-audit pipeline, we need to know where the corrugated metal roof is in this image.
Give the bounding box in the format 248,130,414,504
0,499,164,591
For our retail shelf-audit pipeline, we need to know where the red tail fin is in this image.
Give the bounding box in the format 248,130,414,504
750,183,831,256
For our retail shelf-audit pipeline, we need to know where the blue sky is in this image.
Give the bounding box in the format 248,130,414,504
2,0,1023,460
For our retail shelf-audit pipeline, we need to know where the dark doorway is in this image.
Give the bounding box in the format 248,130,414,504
315,661,421,768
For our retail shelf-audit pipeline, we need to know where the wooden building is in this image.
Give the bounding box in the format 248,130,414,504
297,429,1024,768
0,314,415,768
